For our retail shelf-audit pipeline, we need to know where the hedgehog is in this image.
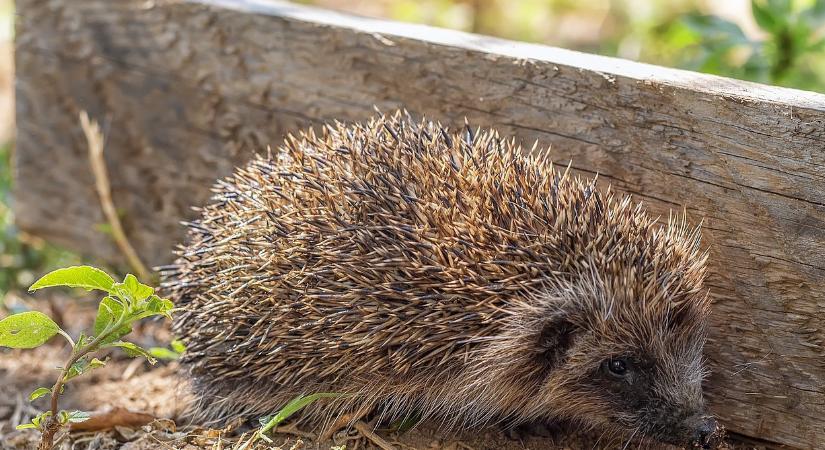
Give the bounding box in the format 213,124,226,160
162,110,722,448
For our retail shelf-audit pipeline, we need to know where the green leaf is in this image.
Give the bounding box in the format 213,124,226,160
63,357,106,383
0,311,61,349
148,347,181,360
30,411,51,428
170,339,186,354
239,393,343,450
752,0,779,32
144,295,173,314
128,295,174,322
257,414,274,427
94,297,123,334
76,332,89,348
260,393,342,434
28,387,51,401
88,357,107,369
29,266,115,294
64,359,85,381
66,411,91,423
109,341,157,364
93,297,132,345
15,423,37,430
122,274,154,302
148,338,185,361
111,283,131,304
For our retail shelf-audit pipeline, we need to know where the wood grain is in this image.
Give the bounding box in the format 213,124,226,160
14,0,825,447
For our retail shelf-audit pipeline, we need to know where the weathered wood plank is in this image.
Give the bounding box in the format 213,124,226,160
14,0,825,447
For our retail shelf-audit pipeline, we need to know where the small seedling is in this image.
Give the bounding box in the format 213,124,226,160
237,393,342,450
0,265,175,450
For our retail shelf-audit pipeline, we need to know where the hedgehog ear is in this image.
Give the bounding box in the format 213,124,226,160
668,301,704,332
538,318,577,368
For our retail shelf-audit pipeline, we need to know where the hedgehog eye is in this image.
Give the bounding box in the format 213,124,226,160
603,358,630,378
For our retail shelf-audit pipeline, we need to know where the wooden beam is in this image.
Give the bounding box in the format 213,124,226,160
14,0,825,447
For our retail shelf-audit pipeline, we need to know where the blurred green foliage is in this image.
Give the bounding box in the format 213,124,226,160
660,0,825,90
303,0,825,91
0,146,80,297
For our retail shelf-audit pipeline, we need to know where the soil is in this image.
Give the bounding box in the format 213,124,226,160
0,294,783,450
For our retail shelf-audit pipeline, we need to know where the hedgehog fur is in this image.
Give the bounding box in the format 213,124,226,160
164,110,719,448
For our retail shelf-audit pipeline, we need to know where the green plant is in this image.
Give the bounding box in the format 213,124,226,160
0,265,174,450
660,0,825,90
149,338,186,361
237,393,342,450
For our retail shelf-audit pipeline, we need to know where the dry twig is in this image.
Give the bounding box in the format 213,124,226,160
79,111,150,280
354,421,396,450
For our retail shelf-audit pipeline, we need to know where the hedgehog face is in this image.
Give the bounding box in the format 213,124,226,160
524,277,719,448
586,329,716,448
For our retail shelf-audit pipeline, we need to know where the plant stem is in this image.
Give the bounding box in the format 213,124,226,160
37,318,124,450
37,348,79,450
57,329,75,348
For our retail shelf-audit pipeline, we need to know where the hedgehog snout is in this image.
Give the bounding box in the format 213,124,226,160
654,412,722,449
686,415,723,449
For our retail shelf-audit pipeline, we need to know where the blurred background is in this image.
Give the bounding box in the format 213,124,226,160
1,0,824,306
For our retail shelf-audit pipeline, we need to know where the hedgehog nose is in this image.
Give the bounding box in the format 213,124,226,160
689,416,721,449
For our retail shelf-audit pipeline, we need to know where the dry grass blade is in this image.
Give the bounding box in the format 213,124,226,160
79,111,150,280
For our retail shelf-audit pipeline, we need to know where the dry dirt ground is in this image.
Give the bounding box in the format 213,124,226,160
0,294,786,450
